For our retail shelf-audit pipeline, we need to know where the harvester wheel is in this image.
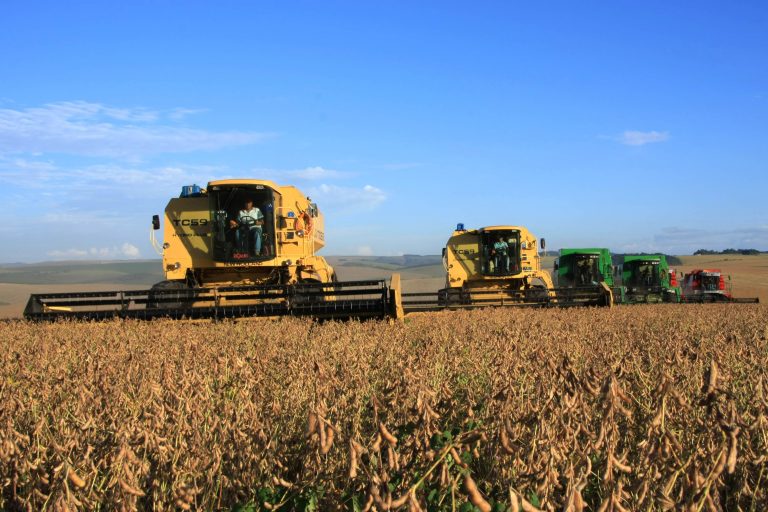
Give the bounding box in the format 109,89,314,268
147,280,193,310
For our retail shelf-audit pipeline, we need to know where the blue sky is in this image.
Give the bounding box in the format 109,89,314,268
1,1,766,262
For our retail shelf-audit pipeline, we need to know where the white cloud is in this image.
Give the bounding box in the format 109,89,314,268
46,243,142,260
168,107,208,121
356,245,374,256
618,130,670,146
654,226,768,253
46,248,88,258
253,165,349,182
121,243,141,257
42,211,100,224
0,101,269,157
0,156,222,192
8,157,57,171
310,183,387,211
292,166,347,180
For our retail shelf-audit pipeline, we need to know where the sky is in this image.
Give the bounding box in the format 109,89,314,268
1,1,767,262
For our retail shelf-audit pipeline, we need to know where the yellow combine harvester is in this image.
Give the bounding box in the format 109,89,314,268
401,224,613,311
24,180,395,321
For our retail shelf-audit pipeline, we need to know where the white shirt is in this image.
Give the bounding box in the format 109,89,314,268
238,207,263,227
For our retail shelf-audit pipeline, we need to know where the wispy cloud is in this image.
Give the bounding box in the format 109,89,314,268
247,166,386,212
309,184,387,211
168,107,208,121
47,243,141,260
356,246,374,256
654,226,768,253
0,101,269,157
0,156,224,192
618,130,670,146
254,165,349,182
248,166,387,211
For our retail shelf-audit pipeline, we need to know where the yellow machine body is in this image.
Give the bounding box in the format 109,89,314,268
162,179,334,288
443,225,554,292
26,179,393,320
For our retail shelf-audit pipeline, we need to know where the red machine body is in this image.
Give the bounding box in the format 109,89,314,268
681,269,731,301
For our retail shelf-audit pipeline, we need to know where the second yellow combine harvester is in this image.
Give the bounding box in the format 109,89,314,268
401,224,613,312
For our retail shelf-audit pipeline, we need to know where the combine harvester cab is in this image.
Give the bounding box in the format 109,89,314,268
680,269,759,303
554,248,623,305
401,225,613,312
619,254,681,304
25,180,395,321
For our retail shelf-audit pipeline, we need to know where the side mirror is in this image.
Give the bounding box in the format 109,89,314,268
540,238,546,250
152,215,160,230
553,260,559,271
442,247,446,257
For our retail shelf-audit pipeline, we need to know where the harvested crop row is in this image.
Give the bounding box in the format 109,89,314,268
1,304,766,510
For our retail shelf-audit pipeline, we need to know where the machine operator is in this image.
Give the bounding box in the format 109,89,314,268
230,198,264,256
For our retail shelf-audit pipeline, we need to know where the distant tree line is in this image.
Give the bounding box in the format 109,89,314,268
693,249,765,255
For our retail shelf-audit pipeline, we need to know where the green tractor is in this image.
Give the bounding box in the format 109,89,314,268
554,248,625,304
619,254,681,303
